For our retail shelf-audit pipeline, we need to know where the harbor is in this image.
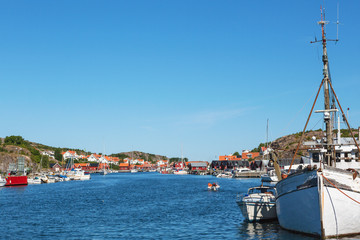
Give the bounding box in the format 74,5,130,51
1,0,360,239
0,173,313,240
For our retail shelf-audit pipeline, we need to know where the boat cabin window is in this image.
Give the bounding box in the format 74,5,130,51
249,188,275,195
344,152,352,162
336,152,341,162
312,153,320,163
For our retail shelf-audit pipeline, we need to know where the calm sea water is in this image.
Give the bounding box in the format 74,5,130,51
0,173,318,239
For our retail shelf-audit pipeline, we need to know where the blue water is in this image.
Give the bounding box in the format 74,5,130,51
0,173,317,239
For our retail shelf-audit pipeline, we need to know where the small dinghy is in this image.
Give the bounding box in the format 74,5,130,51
208,183,220,191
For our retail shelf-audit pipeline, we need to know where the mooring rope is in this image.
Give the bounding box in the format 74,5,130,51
321,174,360,205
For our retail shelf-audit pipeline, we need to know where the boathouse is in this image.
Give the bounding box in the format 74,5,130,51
50,163,62,172
210,160,249,170
188,161,208,173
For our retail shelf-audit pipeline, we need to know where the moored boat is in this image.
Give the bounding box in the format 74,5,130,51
27,176,42,184
236,185,277,222
261,170,278,182
0,176,6,187
275,8,360,238
173,169,188,175
5,175,28,186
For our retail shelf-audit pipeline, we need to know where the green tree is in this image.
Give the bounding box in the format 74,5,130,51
42,155,49,168
54,149,63,161
233,152,240,156
4,136,26,146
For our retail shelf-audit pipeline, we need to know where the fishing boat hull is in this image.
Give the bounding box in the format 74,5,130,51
276,167,360,238
5,176,28,186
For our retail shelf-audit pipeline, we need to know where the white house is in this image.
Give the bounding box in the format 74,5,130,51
62,150,79,160
41,150,55,159
88,154,101,162
156,160,168,167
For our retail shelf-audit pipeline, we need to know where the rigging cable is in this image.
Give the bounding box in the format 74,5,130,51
322,174,360,205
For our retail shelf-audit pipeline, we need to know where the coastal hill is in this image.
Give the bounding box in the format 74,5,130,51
256,128,359,159
1,129,358,172
0,136,168,172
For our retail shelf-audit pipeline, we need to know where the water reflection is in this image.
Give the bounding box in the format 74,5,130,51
237,220,317,240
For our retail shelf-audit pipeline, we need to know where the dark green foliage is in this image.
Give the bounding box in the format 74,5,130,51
110,164,120,170
41,155,49,168
30,147,41,164
340,128,358,138
251,142,271,152
110,153,129,159
169,157,188,163
233,152,240,156
54,149,62,161
4,136,27,146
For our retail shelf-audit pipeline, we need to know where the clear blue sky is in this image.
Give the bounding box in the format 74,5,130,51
1,0,359,161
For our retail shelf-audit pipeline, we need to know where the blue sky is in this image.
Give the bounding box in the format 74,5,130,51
1,0,359,161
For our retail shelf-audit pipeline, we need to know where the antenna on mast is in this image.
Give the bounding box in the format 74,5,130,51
310,4,339,44
335,2,340,43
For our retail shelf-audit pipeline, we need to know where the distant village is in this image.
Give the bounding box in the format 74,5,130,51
40,147,270,174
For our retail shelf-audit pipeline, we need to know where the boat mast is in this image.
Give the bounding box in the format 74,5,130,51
318,8,334,166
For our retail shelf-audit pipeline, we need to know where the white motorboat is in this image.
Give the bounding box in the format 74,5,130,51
27,177,42,184
233,167,258,178
66,168,91,180
131,169,138,173
216,171,233,178
275,9,360,238
173,169,188,175
261,170,278,182
236,185,277,222
0,176,6,187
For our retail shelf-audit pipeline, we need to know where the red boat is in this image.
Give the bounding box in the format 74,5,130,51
5,176,28,186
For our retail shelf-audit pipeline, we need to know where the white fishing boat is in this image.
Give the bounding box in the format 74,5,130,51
131,169,138,173
236,185,277,222
275,8,360,238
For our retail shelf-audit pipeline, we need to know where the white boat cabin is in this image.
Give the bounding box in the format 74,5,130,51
304,137,360,170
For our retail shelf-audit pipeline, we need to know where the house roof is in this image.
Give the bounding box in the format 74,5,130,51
74,163,89,167
50,163,61,168
189,162,208,167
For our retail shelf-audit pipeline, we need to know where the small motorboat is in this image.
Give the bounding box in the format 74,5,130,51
236,185,277,222
216,171,233,178
208,183,220,191
0,176,6,187
261,170,278,182
27,177,42,184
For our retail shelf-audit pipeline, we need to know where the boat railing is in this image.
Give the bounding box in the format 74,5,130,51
236,193,276,203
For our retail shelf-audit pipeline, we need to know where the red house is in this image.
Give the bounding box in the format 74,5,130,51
119,163,130,171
